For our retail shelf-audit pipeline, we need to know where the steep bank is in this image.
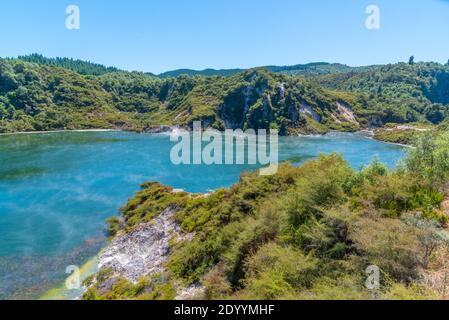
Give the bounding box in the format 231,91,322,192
82,186,206,300
98,207,184,283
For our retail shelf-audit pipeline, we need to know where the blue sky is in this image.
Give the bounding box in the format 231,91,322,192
0,0,448,73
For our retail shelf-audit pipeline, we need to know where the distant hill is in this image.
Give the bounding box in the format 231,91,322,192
265,62,370,75
10,55,372,78
157,62,368,78
158,68,245,78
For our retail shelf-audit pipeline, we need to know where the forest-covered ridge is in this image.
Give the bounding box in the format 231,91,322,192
13,54,366,77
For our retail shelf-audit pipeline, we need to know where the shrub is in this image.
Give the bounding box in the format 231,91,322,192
350,217,421,281
241,243,319,299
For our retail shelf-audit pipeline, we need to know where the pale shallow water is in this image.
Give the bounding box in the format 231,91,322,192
0,131,406,299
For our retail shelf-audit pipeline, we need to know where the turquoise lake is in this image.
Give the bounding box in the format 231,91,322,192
0,131,406,299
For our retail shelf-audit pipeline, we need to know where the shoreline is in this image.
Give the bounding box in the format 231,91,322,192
356,131,413,148
39,255,100,300
0,127,415,155
0,129,121,136
378,139,414,148
0,127,412,147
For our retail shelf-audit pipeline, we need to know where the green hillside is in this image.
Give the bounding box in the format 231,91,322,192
311,62,449,125
0,59,139,133
0,59,364,134
1,56,448,139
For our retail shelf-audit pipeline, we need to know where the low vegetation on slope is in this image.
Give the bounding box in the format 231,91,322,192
83,131,449,300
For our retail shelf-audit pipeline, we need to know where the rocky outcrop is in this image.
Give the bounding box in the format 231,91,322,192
81,186,207,300
144,125,185,134
336,101,359,125
175,283,205,300
98,206,187,282
300,103,321,122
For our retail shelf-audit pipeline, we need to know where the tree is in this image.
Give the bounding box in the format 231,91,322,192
406,131,449,187
0,97,12,120
409,56,415,65
425,104,446,124
0,105,6,120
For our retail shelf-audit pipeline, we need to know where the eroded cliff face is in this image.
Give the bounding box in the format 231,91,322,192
336,102,358,125
300,103,321,123
218,85,255,129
